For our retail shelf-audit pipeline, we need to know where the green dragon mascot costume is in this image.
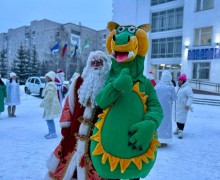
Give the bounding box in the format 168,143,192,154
90,22,163,179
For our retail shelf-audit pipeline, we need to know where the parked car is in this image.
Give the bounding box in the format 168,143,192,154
24,77,45,98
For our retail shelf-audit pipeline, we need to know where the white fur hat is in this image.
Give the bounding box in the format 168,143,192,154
161,70,172,82
10,72,17,78
45,71,56,81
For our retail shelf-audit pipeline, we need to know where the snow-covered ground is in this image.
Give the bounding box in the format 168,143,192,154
0,86,219,180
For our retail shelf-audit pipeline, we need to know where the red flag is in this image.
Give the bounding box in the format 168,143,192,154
61,43,67,58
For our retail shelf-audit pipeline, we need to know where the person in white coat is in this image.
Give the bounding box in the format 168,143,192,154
155,70,177,147
5,72,20,117
40,71,61,139
174,73,194,139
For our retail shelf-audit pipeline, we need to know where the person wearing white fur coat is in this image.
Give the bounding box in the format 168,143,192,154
40,71,61,139
155,70,177,147
5,72,20,117
45,51,111,180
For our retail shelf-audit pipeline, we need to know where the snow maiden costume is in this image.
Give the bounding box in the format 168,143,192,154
5,72,20,117
155,70,177,146
45,51,111,180
90,22,163,179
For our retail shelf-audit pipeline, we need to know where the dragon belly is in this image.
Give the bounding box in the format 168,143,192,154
90,87,158,179
101,91,144,157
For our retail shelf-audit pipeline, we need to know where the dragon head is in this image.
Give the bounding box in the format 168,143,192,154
106,22,151,63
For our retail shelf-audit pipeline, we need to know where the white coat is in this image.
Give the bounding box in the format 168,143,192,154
155,81,177,143
40,81,61,120
175,81,193,124
5,80,20,106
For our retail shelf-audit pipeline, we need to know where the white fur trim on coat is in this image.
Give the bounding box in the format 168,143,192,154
83,106,93,119
63,153,77,180
60,121,71,128
46,152,60,173
68,74,80,115
76,106,94,179
77,140,86,180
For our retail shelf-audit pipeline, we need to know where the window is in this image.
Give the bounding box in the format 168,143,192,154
30,78,35,83
152,7,183,32
196,0,214,11
71,30,80,36
151,0,175,6
192,62,210,79
35,79,40,84
151,36,182,58
194,27,212,46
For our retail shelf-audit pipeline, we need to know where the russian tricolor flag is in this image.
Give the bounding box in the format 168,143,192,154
62,43,68,58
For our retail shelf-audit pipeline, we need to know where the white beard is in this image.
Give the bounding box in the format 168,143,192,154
78,67,107,109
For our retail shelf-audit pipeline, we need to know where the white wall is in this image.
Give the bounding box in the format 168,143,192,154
112,0,220,84
112,0,150,26
183,0,220,82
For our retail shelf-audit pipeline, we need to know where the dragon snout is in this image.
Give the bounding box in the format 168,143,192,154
113,35,131,44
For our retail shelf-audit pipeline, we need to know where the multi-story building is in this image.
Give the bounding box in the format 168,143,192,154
113,0,220,92
0,19,108,79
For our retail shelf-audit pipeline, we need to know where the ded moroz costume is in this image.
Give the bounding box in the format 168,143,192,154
45,51,111,180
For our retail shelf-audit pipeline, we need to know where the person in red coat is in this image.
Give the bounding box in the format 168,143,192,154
54,69,65,107
147,71,156,87
45,51,111,180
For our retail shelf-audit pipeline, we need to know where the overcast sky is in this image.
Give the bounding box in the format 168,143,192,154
0,0,112,33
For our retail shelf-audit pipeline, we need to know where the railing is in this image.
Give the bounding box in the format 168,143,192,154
193,98,220,106
188,80,220,94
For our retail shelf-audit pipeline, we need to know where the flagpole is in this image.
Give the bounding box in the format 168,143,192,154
65,55,68,80
76,49,80,72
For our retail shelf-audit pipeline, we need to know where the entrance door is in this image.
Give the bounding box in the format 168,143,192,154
156,64,181,80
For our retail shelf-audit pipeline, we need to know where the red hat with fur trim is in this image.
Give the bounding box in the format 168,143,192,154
57,69,64,74
178,73,187,81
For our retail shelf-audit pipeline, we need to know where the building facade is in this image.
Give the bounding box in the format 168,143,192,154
0,19,108,79
112,0,220,92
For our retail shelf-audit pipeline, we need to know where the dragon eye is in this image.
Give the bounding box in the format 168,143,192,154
118,26,125,33
128,26,136,33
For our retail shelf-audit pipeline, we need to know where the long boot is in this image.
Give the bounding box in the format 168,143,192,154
8,106,12,117
12,106,16,117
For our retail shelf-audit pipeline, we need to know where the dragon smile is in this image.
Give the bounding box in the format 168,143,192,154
112,50,135,62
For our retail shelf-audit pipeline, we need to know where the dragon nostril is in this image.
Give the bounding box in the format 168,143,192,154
113,35,116,41
128,36,130,42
